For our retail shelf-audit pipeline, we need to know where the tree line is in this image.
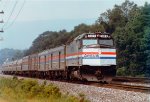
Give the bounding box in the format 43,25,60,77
0,48,24,64
24,0,150,77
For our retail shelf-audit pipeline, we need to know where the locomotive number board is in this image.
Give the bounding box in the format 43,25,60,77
84,34,111,39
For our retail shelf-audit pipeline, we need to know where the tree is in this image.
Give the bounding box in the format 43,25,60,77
144,27,150,77
96,0,149,76
142,2,150,76
97,0,138,33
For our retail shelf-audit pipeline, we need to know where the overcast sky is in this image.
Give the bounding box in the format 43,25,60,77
0,0,149,50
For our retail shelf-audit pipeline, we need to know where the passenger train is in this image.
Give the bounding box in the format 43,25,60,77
2,32,116,82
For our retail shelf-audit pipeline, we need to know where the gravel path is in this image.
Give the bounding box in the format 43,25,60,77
0,74,150,102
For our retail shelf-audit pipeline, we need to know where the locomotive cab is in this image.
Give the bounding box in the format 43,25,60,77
80,32,116,66
67,32,116,82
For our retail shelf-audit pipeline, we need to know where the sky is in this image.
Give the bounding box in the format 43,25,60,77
0,0,149,50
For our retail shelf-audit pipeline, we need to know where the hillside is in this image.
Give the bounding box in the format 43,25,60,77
0,48,24,64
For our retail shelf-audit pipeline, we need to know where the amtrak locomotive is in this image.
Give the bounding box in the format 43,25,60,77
2,32,116,82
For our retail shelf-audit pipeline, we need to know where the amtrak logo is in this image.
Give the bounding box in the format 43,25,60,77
83,54,99,59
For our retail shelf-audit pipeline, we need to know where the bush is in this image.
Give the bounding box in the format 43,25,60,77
0,77,90,102
117,67,127,76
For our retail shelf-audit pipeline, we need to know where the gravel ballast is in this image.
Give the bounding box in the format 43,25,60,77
0,74,149,102
46,80,150,102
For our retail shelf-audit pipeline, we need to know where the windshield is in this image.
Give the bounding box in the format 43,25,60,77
82,39,97,46
82,39,114,48
99,39,113,46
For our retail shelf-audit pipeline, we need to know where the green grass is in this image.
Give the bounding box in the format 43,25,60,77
0,77,90,102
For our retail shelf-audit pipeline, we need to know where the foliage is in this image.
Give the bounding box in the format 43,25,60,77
96,0,150,77
0,77,89,102
117,67,127,76
142,3,150,77
24,30,70,55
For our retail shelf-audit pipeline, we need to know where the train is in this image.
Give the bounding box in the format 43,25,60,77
1,32,116,82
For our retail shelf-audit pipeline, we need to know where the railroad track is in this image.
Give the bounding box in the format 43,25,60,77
107,82,150,93
63,80,150,93
80,81,150,93
113,76,150,83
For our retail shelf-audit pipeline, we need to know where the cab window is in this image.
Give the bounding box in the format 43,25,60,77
82,39,97,46
98,39,113,46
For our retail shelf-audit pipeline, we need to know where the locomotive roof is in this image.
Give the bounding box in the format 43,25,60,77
17,59,22,64
74,33,86,40
38,45,65,56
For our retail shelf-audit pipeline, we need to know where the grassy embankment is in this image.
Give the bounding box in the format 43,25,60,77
0,77,89,102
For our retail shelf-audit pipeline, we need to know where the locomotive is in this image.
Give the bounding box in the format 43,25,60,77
2,32,116,82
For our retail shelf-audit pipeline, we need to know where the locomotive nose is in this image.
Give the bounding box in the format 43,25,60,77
99,48,116,66
82,48,116,66
82,48,100,66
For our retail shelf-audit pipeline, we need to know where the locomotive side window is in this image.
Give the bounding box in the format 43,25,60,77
51,54,53,69
44,56,46,70
59,52,61,69
82,39,97,46
34,57,36,70
39,57,40,70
